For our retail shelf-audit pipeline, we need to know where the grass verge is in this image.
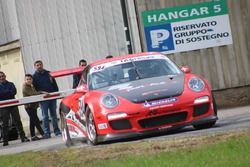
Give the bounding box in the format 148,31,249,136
1,129,250,167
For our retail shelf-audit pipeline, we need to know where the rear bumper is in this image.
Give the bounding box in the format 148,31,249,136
97,115,218,143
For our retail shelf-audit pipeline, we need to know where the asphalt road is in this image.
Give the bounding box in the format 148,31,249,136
1,105,250,155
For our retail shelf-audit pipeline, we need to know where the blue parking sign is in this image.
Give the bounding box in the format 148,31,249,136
144,24,174,52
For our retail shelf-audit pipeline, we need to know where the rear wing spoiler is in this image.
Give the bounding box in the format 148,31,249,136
50,66,85,78
0,66,85,109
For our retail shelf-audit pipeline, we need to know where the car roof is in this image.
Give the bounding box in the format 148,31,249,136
90,52,162,67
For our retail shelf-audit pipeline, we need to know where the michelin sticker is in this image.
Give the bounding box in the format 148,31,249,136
143,97,177,107
142,0,232,54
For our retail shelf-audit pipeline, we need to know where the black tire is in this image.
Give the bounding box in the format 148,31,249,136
60,112,73,147
212,94,217,116
193,121,216,130
86,107,98,145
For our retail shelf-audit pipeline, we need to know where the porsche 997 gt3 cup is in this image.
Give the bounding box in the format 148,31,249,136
59,52,218,146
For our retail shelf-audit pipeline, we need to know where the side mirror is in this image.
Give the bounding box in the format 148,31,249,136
75,84,87,94
180,66,191,73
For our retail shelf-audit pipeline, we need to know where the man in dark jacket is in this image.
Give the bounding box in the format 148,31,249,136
0,71,30,146
32,60,61,138
72,59,87,88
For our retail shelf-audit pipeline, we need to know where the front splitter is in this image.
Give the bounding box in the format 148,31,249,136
97,115,218,143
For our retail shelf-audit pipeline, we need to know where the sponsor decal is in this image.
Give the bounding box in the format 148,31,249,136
108,83,131,91
142,88,168,96
148,104,174,111
68,124,85,138
98,123,108,130
109,81,167,92
78,96,86,121
143,97,177,107
158,125,173,130
66,110,86,131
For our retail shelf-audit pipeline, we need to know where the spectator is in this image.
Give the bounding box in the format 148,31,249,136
105,55,113,59
73,59,87,88
22,74,46,141
32,60,61,138
0,71,30,146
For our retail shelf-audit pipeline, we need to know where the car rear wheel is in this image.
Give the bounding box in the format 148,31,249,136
86,107,98,145
60,112,73,147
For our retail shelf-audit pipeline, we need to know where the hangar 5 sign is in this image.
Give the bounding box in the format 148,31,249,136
142,0,233,54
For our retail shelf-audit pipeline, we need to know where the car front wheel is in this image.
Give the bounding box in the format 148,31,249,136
86,107,98,145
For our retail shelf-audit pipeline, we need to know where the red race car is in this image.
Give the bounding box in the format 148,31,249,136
59,52,218,146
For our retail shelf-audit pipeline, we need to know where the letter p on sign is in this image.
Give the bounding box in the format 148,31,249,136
144,23,174,52
150,29,170,48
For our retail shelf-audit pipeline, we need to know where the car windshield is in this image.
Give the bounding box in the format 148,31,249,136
88,55,181,90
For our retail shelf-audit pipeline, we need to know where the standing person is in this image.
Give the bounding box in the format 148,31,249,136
72,59,87,88
32,60,61,138
22,74,46,141
0,71,30,146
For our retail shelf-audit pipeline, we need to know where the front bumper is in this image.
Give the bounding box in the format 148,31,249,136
97,115,218,143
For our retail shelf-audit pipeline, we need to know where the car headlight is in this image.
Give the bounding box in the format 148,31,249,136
188,78,205,92
101,94,119,108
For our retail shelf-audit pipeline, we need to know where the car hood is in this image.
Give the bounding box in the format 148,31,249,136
99,74,184,103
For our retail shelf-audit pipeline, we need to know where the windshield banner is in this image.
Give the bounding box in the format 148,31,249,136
90,54,167,74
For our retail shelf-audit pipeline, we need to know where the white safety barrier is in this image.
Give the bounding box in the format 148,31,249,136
0,89,75,109
0,66,84,109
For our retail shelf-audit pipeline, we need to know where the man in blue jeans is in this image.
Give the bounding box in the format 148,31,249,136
32,60,61,138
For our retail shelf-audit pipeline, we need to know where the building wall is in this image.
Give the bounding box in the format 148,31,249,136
0,0,20,45
14,0,128,89
135,0,250,90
